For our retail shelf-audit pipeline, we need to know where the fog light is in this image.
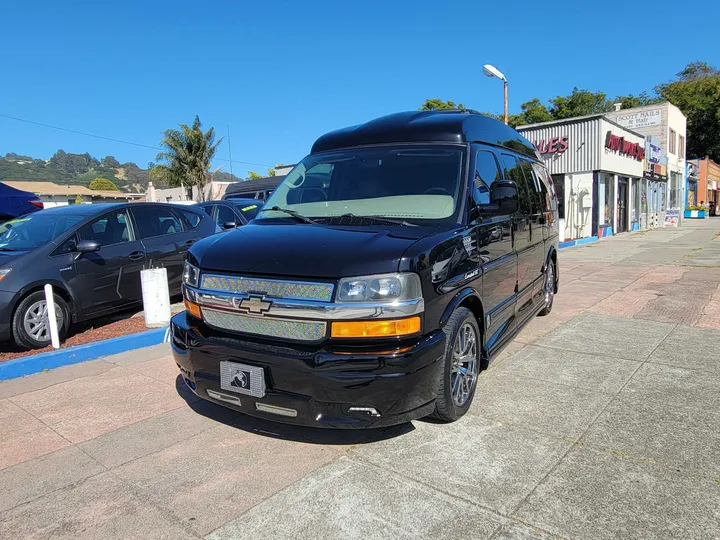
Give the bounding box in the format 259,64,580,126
331,317,421,338
348,406,381,417
184,298,202,319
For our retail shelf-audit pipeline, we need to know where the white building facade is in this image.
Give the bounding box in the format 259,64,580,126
606,102,687,211
518,115,647,241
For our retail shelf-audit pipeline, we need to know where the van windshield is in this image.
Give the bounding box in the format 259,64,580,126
258,145,466,224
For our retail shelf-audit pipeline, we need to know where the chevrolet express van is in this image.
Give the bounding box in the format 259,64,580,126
171,110,559,428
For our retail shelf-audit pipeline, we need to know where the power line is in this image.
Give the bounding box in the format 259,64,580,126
0,113,272,168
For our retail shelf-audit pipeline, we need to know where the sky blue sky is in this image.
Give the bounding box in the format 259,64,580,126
1,0,718,178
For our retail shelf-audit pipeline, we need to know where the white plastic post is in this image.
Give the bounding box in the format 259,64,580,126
43,284,60,349
140,267,172,328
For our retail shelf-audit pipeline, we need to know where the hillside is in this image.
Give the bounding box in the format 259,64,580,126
0,151,243,193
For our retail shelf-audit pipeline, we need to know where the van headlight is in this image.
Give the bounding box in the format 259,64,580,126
337,273,422,303
182,260,201,288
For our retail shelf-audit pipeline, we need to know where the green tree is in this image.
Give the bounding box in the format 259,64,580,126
247,171,262,180
656,62,720,161
89,177,119,191
420,98,466,111
151,116,222,201
101,156,120,169
267,168,276,177
611,91,664,110
74,194,83,205
548,88,610,119
507,98,554,127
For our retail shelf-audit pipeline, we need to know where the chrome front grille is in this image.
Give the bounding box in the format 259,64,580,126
200,274,333,302
202,308,327,342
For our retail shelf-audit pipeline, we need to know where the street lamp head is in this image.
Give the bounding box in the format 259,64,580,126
483,64,506,81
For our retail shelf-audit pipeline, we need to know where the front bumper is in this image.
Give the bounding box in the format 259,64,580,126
170,311,445,428
0,290,15,341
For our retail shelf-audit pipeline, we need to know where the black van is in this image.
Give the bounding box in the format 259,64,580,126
172,110,559,428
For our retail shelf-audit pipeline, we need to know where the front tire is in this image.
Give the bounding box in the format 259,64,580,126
12,291,70,350
430,307,481,422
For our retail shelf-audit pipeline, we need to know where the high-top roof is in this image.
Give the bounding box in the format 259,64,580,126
311,110,539,159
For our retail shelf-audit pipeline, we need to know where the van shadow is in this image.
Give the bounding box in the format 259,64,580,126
174,375,414,445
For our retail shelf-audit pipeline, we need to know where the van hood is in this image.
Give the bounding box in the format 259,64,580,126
190,222,433,279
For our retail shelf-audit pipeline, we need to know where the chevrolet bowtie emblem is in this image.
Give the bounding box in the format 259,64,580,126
236,296,272,315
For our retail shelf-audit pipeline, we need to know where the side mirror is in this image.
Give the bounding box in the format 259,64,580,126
222,221,237,230
75,239,100,259
490,180,519,214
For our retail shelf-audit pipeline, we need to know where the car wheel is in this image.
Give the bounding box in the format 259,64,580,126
538,260,555,316
12,291,70,350
430,307,481,422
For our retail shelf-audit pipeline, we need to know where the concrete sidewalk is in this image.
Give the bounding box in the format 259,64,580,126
1,221,720,539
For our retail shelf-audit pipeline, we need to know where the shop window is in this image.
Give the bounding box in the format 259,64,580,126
669,129,677,154
551,175,565,219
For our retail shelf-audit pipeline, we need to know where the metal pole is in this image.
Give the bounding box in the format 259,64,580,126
44,284,60,349
504,80,509,125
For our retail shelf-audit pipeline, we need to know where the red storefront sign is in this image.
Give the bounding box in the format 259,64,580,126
605,131,645,161
533,136,569,154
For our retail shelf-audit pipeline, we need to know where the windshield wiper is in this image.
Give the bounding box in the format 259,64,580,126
336,213,419,227
0,247,20,252
259,206,317,224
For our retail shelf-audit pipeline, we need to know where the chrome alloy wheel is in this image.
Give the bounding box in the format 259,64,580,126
544,263,555,305
450,322,479,406
23,300,63,343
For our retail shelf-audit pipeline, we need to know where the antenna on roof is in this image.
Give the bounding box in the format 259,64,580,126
227,125,234,179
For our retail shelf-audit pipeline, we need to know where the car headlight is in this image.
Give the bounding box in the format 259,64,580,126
182,261,201,288
337,273,422,303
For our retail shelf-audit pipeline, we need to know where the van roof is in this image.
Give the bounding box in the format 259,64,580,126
311,110,540,159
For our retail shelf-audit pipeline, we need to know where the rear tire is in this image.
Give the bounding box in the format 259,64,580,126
538,260,555,316
12,291,70,350
430,307,481,423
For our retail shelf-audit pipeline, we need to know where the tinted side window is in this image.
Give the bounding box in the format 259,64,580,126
500,154,531,214
532,164,552,212
132,206,183,239
200,205,214,217
182,210,202,228
78,211,131,246
520,159,543,214
215,204,236,227
473,150,501,206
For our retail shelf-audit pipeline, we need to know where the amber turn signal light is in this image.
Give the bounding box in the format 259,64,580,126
331,317,421,338
184,298,202,319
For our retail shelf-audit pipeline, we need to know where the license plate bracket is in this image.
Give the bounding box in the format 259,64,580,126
220,361,266,398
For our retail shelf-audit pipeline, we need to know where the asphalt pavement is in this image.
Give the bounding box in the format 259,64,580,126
1,219,719,539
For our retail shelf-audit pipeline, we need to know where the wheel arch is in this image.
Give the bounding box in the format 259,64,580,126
11,280,77,323
439,288,487,352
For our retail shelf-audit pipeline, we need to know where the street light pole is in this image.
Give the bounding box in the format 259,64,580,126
483,64,508,125
504,79,508,125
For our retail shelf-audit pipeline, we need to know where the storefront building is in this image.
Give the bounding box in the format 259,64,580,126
606,102,686,214
687,157,720,213
518,115,645,241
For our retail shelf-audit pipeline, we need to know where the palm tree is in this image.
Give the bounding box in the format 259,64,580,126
151,116,222,202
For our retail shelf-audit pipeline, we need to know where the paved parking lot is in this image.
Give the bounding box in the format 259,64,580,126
1,220,720,539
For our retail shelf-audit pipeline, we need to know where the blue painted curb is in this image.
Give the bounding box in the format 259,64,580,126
559,236,599,249
0,326,171,381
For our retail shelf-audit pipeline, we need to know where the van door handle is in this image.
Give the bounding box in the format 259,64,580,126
129,251,145,261
184,240,195,247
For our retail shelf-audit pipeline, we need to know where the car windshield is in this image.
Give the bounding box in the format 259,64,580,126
229,201,262,220
0,213,85,251
257,145,466,224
